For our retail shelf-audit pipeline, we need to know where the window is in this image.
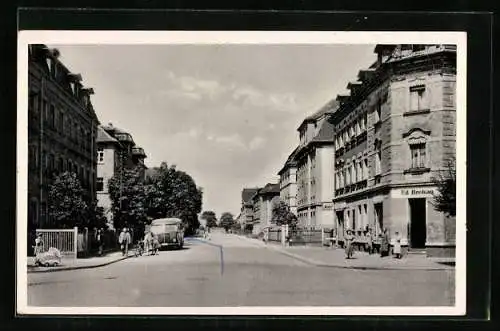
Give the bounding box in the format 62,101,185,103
363,159,369,179
375,151,382,175
409,85,427,111
375,99,382,123
410,143,426,168
96,177,104,192
357,161,363,182
356,120,361,135
49,105,55,128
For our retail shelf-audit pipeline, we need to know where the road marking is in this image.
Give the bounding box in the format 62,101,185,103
185,238,224,275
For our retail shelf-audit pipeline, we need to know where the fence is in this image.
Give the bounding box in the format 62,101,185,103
35,228,78,259
268,227,282,242
77,228,122,257
288,227,323,246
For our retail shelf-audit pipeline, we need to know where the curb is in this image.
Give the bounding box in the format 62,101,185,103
27,255,130,273
236,235,454,271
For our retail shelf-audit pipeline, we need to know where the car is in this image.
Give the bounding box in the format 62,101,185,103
149,218,185,249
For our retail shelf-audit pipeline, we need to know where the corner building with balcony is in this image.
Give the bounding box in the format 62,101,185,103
330,44,456,257
96,123,147,229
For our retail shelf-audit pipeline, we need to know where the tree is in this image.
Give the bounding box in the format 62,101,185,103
142,163,203,236
86,199,108,230
48,171,88,229
108,166,147,233
200,211,218,228
272,200,298,227
432,157,456,217
219,212,235,232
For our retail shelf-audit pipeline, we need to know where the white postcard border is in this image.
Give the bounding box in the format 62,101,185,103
17,30,467,316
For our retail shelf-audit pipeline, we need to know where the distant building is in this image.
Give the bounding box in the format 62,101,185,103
330,44,456,257
295,100,338,229
251,183,280,234
239,188,259,232
96,123,147,229
28,44,99,230
277,147,299,215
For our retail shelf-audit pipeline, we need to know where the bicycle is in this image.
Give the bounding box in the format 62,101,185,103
133,241,144,257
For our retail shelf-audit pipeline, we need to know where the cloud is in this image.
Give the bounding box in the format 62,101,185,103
214,134,246,149
248,136,266,151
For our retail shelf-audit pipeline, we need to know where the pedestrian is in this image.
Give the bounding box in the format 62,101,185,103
96,229,104,256
119,228,131,256
344,229,355,259
365,230,373,254
393,231,402,259
380,228,390,257
144,230,152,254
263,229,269,245
33,233,44,255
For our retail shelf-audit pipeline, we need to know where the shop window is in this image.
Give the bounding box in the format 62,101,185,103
410,143,426,168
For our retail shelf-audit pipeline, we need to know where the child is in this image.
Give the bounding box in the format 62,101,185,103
393,231,402,259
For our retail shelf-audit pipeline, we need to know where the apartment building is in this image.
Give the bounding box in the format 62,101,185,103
330,44,456,257
251,183,280,234
28,44,99,230
295,100,338,228
277,147,299,215
96,123,147,229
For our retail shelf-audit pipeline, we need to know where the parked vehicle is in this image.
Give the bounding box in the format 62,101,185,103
150,218,184,249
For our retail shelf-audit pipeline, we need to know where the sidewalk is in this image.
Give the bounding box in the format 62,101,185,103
235,234,455,270
27,251,130,273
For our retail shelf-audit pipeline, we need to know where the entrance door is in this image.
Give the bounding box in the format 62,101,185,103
336,211,344,239
374,203,383,236
409,198,427,248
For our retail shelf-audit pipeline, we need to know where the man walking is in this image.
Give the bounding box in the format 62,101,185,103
119,228,132,256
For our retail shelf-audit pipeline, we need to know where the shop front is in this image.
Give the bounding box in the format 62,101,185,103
387,185,455,257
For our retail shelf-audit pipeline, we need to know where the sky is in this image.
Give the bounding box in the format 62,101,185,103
49,43,376,217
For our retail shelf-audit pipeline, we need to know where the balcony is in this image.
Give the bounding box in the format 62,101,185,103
115,133,134,144
132,147,147,158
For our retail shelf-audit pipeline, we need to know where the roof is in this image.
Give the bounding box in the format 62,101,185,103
96,126,119,144
260,183,280,195
297,99,339,131
242,188,259,203
151,218,183,225
277,146,300,175
311,118,336,143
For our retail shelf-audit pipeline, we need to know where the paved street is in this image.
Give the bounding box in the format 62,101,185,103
28,232,455,307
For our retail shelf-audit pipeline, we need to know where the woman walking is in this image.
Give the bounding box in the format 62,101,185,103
380,228,390,257
344,229,355,259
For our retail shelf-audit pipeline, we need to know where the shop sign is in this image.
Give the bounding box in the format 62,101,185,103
323,203,334,210
391,187,436,198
